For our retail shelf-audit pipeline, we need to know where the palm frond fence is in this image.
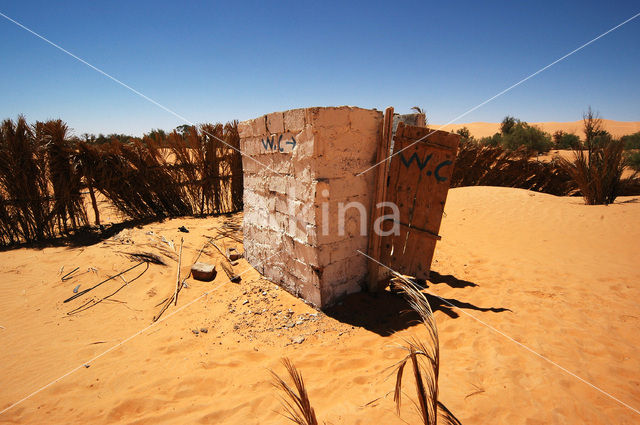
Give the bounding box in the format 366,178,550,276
0,116,243,246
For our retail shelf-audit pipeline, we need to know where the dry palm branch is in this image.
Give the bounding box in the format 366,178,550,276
390,275,462,425
66,261,149,315
63,261,146,303
270,358,319,425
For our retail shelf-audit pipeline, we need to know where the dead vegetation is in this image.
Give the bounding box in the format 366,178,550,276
451,143,574,196
271,358,319,425
0,117,243,247
271,276,461,425
557,108,637,205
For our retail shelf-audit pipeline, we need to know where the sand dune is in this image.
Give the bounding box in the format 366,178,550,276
1,187,639,424
434,119,640,139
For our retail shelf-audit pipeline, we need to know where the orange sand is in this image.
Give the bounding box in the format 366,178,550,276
1,187,639,424
435,119,640,139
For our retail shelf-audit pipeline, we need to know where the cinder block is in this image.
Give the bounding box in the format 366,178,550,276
238,120,252,138
284,108,306,133
268,176,289,195
266,112,285,134
251,116,267,137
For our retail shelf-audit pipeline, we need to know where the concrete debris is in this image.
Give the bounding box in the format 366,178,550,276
191,262,216,281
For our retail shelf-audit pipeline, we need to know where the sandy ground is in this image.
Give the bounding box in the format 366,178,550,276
1,186,639,424
435,119,640,139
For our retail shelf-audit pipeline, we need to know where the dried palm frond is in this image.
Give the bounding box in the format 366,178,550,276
390,275,461,425
0,116,242,247
38,119,88,233
451,143,574,196
0,116,55,243
271,358,319,425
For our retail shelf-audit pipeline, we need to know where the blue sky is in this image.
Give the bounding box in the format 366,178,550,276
1,1,639,136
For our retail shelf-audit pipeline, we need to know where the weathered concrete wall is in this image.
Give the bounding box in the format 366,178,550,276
239,106,382,308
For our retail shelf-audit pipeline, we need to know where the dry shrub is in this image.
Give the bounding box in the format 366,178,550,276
558,140,634,205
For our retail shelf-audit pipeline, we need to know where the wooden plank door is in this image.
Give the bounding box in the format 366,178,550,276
380,123,460,280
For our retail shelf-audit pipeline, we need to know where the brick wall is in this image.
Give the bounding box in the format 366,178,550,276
239,106,382,308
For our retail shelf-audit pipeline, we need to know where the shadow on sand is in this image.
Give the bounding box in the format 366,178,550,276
0,211,241,252
324,270,510,336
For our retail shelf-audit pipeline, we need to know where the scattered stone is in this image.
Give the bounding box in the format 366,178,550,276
191,262,216,281
200,328,208,333
226,247,241,261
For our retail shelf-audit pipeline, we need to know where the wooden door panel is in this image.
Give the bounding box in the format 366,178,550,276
380,123,459,279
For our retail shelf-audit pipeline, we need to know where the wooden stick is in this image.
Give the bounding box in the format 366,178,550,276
174,237,183,306
367,107,394,292
63,261,144,303
208,240,240,282
153,275,187,322
61,266,80,281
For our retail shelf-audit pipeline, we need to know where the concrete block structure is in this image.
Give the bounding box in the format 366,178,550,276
238,106,383,308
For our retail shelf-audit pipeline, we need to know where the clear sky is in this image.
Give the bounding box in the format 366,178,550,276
1,1,639,136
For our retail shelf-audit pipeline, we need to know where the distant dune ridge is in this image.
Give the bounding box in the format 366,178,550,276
434,119,640,139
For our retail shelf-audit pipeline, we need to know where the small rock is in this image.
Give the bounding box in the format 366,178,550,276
191,262,216,282
83,364,90,368
295,320,304,326
178,226,189,233
242,299,248,305
73,284,81,293
262,291,268,296
291,336,305,344
200,328,208,333
192,329,200,335
226,247,241,261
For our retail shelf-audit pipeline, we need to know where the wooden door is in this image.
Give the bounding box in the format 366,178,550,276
379,123,460,280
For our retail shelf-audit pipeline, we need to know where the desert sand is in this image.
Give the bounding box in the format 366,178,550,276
1,186,639,424
435,119,640,139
